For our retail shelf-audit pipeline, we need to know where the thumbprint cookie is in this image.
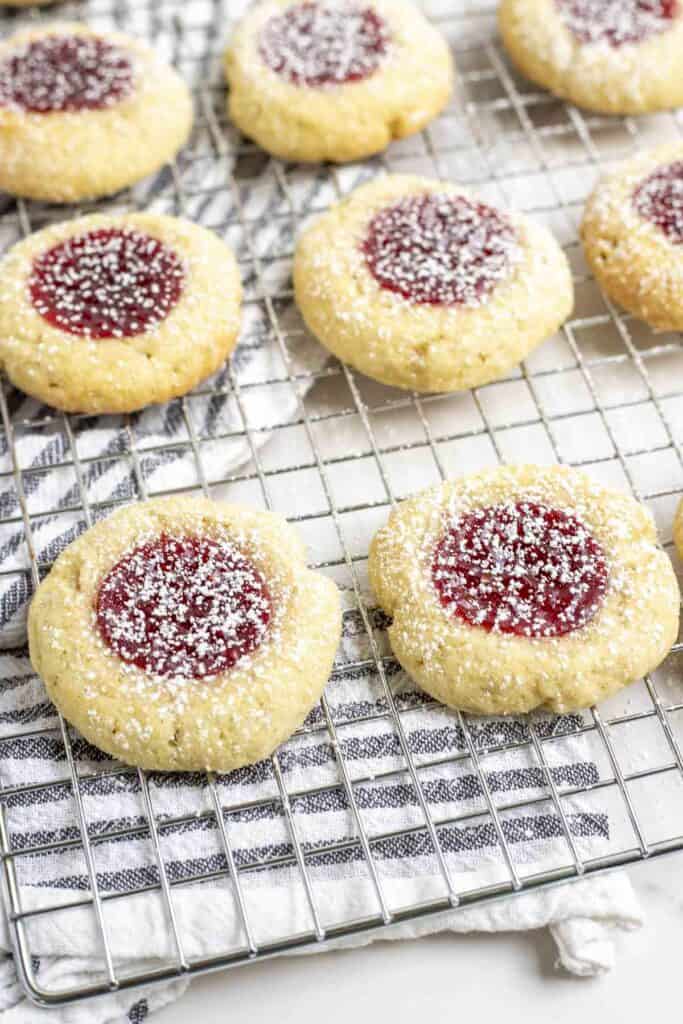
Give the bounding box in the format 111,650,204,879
499,0,683,115
224,0,453,163
0,23,193,202
369,464,679,714
0,212,242,414
294,174,573,392
582,143,683,331
28,496,342,771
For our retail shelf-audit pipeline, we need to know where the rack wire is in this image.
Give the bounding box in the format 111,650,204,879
1,0,683,1008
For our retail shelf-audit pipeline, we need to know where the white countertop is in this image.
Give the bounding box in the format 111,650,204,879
155,855,682,1023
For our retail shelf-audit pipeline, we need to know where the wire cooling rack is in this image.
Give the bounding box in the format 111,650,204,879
2,0,683,1009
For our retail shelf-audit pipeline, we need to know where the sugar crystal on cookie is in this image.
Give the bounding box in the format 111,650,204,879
29,228,186,339
0,34,134,113
633,159,683,243
362,193,520,307
96,533,273,679
431,501,609,638
555,0,677,46
259,1,390,86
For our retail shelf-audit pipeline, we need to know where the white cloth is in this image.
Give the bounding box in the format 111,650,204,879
0,873,642,1022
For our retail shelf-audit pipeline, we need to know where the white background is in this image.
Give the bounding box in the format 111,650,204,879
156,857,682,1022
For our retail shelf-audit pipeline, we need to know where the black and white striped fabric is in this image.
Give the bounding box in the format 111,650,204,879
0,617,642,1022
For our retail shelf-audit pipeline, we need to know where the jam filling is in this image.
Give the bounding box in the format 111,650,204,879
0,34,134,114
633,160,683,244
362,193,520,307
96,534,273,679
555,0,677,46
431,502,608,638
259,1,390,86
29,228,185,339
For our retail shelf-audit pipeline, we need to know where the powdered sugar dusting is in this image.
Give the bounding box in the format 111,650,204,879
431,501,609,638
633,159,683,243
362,193,521,307
555,0,677,46
0,34,134,113
259,1,390,86
96,533,273,680
369,466,679,716
29,228,186,339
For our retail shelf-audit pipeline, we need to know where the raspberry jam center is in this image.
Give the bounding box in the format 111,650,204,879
259,1,390,86
362,194,520,307
555,0,677,46
29,228,185,339
633,160,683,244
96,534,273,679
0,35,134,113
431,502,608,638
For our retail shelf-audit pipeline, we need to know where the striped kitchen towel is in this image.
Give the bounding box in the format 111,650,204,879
0,614,643,1022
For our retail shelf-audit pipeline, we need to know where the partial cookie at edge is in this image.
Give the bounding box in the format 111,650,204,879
0,212,242,413
581,142,683,331
225,0,453,163
499,0,683,115
0,22,193,201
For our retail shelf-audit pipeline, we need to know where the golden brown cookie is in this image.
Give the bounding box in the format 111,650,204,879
499,0,683,115
369,464,679,714
225,0,453,163
672,496,683,563
0,22,193,201
0,212,242,414
28,496,342,772
581,142,683,331
294,174,573,392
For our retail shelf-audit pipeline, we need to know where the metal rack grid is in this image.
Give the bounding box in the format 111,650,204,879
1,0,683,1008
